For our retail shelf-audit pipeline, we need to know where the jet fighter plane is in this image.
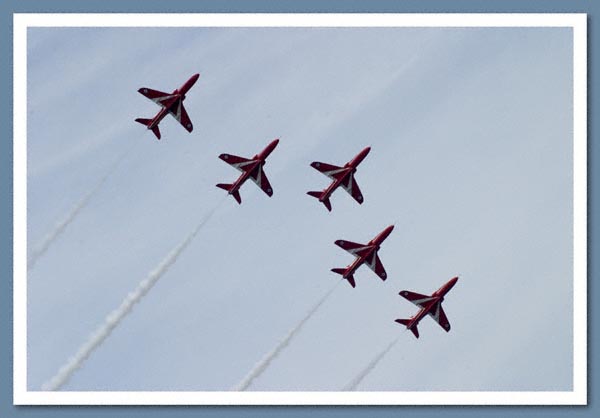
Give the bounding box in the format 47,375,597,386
135,73,200,140
216,139,279,204
395,276,459,338
307,146,371,211
331,225,394,288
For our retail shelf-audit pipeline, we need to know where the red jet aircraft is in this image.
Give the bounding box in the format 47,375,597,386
307,146,371,211
331,225,394,288
216,139,279,204
135,73,200,140
395,276,459,338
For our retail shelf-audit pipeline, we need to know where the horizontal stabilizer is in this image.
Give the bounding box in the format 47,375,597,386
216,183,232,192
410,326,419,339
231,190,242,204
216,183,242,204
345,275,356,288
135,118,161,139
307,191,332,211
151,126,161,140
395,319,419,338
135,118,152,126
331,268,355,288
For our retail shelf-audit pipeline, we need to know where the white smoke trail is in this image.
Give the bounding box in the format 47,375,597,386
28,143,136,270
342,336,400,391
233,280,341,391
41,203,221,391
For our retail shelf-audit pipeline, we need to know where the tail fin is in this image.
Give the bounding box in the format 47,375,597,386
307,191,332,212
216,184,242,204
135,118,161,140
395,319,419,338
331,268,355,288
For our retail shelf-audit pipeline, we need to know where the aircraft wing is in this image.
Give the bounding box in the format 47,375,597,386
334,240,371,258
399,290,435,308
169,101,193,132
138,87,177,107
249,165,273,197
365,253,387,280
340,174,364,204
428,302,451,332
310,162,347,180
219,154,256,172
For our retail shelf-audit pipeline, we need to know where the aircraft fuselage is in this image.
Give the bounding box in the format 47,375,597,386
226,139,279,196
317,147,371,204
405,277,458,331
341,225,394,278
146,73,199,129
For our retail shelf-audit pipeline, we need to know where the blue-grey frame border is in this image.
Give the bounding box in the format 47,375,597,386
2,0,595,417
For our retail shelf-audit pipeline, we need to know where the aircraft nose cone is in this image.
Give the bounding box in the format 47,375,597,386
185,73,200,89
446,276,459,290
267,138,280,151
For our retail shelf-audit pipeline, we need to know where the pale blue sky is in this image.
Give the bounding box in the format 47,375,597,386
27,27,573,391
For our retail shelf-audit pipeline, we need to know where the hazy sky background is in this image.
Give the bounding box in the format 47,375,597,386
27,26,573,391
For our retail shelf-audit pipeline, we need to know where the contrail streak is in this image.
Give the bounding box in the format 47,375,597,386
233,280,341,391
342,336,400,391
41,203,221,391
28,144,136,270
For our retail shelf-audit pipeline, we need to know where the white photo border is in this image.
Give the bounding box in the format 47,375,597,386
13,13,588,406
